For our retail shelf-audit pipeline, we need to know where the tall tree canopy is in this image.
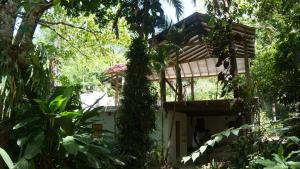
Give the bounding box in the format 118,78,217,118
0,0,119,118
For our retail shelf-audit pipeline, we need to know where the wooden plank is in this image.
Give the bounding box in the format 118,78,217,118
243,36,250,82
166,79,177,94
164,100,233,116
169,44,205,62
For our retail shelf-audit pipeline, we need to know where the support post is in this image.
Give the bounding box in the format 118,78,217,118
191,76,195,101
115,76,119,106
160,66,166,107
175,50,183,101
243,36,250,83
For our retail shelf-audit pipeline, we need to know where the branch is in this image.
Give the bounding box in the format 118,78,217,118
40,23,90,58
39,20,102,35
13,2,53,47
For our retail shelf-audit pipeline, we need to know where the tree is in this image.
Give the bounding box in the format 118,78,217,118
0,1,184,168
113,1,188,168
0,1,118,167
0,0,119,117
37,7,131,90
118,37,156,169
250,0,300,111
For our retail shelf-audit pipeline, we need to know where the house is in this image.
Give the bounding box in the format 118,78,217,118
85,12,256,163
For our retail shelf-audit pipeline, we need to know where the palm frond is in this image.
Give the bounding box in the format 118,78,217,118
164,0,184,21
191,0,196,6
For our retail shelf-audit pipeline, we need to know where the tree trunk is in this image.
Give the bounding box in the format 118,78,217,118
0,0,53,118
0,2,53,167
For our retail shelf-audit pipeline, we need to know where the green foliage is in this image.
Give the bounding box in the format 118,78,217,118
9,87,122,169
37,7,131,90
255,138,300,169
0,42,51,118
250,0,300,111
60,0,118,28
118,38,156,169
182,124,253,163
0,147,14,169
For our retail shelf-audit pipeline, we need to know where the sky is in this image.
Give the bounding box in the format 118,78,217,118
161,0,206,23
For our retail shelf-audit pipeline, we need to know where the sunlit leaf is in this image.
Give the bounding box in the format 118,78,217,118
287,161,300,169
191,152,200,162
199,145,207,154
62,136,80,155
206,140,215,147
24,131,45,160
182,156,191,164
256,159,276,167
214,135,223,143
232,129,240,136
14,158,29,169
13,117,40,130
223,130,231,137
0,147,14,169
287,136,300,144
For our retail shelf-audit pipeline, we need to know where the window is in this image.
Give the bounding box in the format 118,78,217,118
92,123,103,137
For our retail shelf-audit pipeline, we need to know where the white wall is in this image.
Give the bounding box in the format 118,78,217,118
159,110,187,162
90,108,188,163
88,109,117,133
89,108,238,164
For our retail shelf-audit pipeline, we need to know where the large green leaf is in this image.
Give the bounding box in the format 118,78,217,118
80,106,103,122
13,117,40,130
287,136,300,144
49,95,68,113
191,151,200,162
62,136,81,155
24,131,45,160
57,117,74,135
74,134,93,145
286,150,300,160
232,128,240,136
265,164,288,169
84,152,102,169
256,159,276,167
182,156,191,164
214,135,223,143
59,111,81,118
287,161,300,169
206,139,215,147
222,129,231,137
199,145,207,154
17,130,43,147
277,145,284,159
272,154,285,164
49,87,74,113
0,147,14,169
13,158,29,169
34,99,48,113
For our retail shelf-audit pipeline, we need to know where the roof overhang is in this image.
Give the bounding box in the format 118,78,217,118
150,12,255,80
